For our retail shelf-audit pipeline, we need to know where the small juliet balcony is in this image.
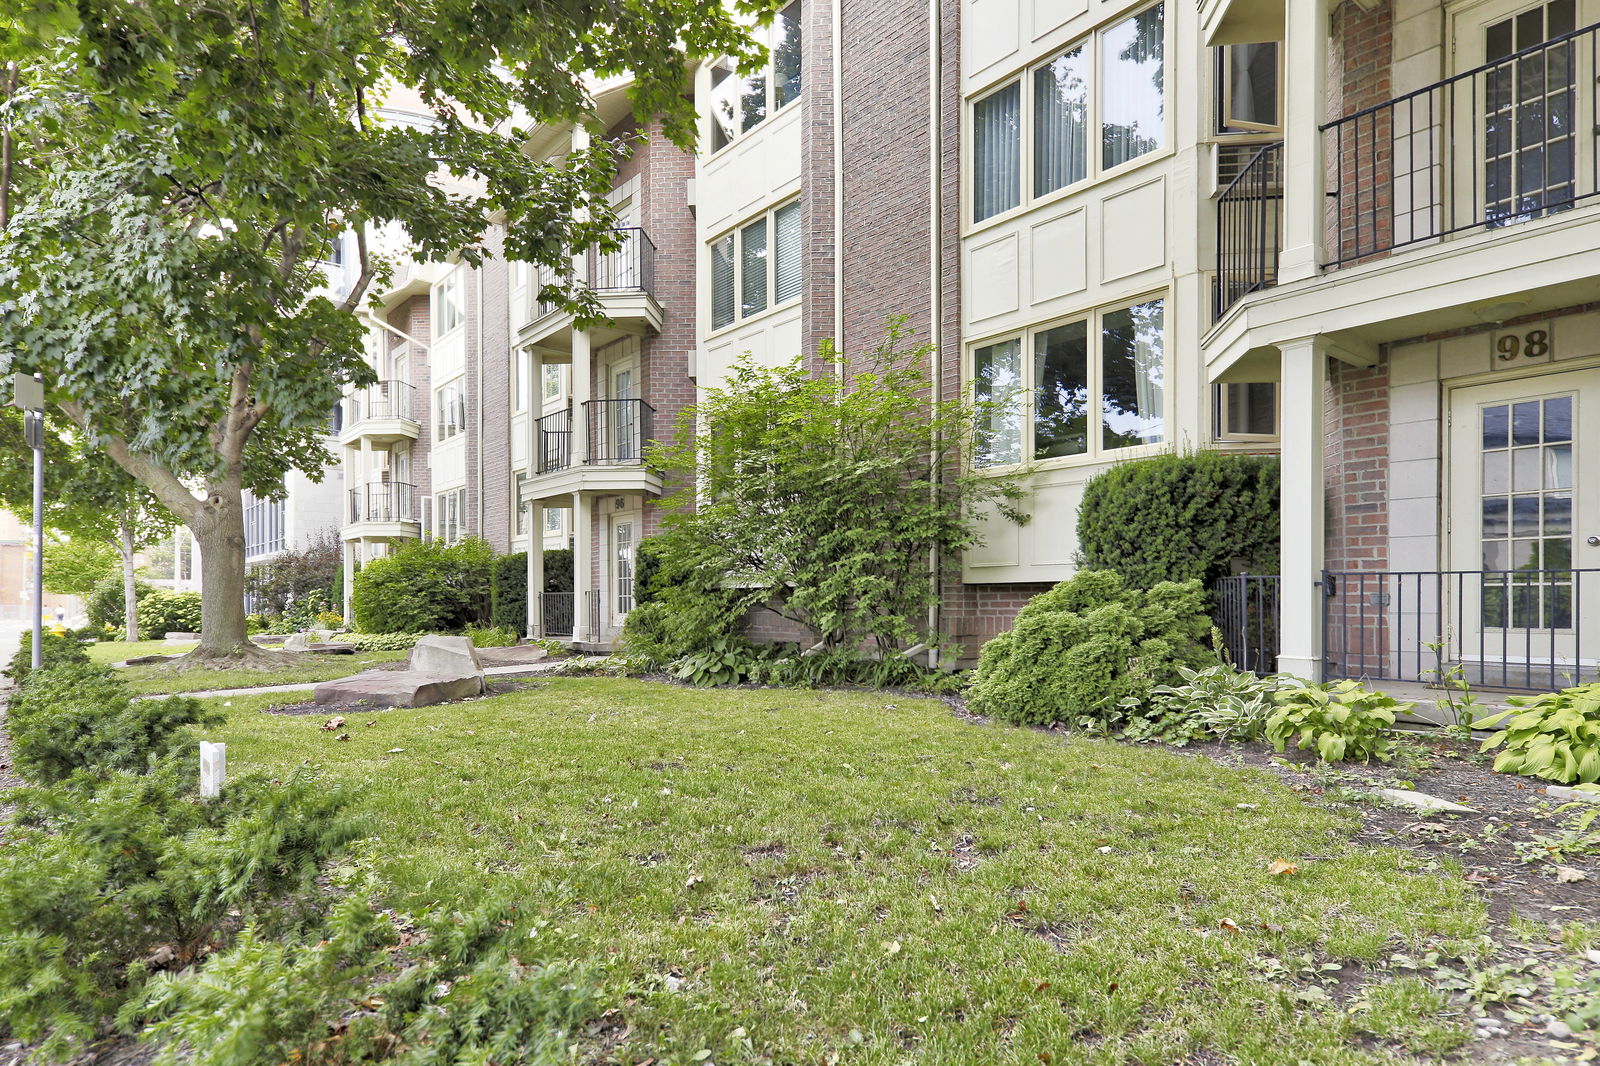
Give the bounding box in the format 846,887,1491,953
344,481,420,539
337,380,419,447
523,398,661,501
520,227,664,348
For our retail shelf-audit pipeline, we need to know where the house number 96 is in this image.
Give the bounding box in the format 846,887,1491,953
1497,329,1551,361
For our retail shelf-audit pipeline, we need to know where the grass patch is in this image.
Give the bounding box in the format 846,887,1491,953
115,651,406,695
212,678,1485,1064
86,639,199,663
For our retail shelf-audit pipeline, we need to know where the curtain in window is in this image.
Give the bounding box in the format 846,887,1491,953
973,339,1023,465
1034,45,1087,196
973,83,1021,222
741,217,769,318
1101,5,1165,170
773,201,802,303
774,1,802,106
1033,322,1089,458
711,234,736,329
1100,301,1164,448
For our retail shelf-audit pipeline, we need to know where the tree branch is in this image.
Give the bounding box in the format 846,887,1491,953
59,400,203,525
336,224,375,314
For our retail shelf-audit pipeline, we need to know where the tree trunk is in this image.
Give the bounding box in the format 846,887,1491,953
189,485,258,660
118,515,139,642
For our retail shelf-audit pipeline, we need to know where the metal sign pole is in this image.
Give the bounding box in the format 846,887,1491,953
12,373,46,671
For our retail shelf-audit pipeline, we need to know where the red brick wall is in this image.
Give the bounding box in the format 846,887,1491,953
1323,353,1391,572
1329,0,1395,263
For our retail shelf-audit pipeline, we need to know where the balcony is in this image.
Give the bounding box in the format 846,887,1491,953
520,227,664,346
523,398,661,500
345,481,419,537
338,380,419,446
1213,141,1284,321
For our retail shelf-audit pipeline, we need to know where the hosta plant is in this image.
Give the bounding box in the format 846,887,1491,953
1266,680,1409,764
1474,683,1600,784
1149,663,1289,742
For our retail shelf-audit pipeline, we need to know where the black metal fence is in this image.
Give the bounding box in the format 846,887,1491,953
535,410,572,473
1323,19,1600,266
1322,568,1599,691
348,481,415,523
585,398,653,464
1213,574,1281,675
540,592,574,637
1213,141,1284,320
588,227,656,295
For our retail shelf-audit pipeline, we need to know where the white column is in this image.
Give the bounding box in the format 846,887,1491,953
1277,336,1328,680
358,437,374,520
342,541,356,624
570,329,592,466
528,347,543,470
528,501,544,638
1278,0,1330,283
571,491,589,643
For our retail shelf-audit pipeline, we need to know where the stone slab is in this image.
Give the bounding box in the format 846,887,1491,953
164,632,199,642
1546,785,1600,804
476,645,549,667
121,654,179,665
408,635,484,677
312,669,484,709
1377,788,1478,813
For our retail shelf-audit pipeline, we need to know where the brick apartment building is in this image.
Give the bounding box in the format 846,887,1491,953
336,0,1600,685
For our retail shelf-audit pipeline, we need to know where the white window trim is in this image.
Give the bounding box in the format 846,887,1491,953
963,0,1172,233
434,268,465,338
434,375,466,442
968,292,1171,472
705,196,802,338
1213,381,1281,443
703,1,803,158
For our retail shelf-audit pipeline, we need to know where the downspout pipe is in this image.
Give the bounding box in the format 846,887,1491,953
926,0,943,669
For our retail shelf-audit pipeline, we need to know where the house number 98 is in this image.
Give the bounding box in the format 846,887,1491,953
1497,329,1551,361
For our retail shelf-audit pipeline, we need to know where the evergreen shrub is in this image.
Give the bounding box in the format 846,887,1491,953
1077,450,1280,593
6,630,91,685
490,548,574,631
350,538,493,634
136,590,203,639
85,574,155,633
968,570,1215,728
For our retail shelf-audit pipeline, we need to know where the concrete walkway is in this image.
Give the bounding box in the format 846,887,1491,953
169,659,582,700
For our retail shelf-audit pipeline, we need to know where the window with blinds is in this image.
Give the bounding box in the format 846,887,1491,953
707,197,802,333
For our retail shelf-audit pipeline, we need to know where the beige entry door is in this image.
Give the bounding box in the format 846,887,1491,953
1448,367,1600,684
610,514,637,629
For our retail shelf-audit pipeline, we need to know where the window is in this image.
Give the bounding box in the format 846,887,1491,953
708,1,802,152
435,269,465,336
243,492,286,557
1216,42,1280,133
434,488,466,544
514,473,529,534
1215,382,1278,439
970,3,1166,224
708,199,801,332
972,297,1166,467
542,363,564,403
545,507,564,535
435,376,466,441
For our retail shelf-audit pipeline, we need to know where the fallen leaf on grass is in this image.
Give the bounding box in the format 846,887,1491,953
882,940,902,955
684,874,704,890
386,748,404,754
320,716,346,731
1218,918,1242,934
1554,865,1587,883
335,733,350,742
1267,859,1300,877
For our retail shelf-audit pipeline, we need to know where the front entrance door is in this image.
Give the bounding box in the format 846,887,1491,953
610,514,636,628
1448,367,1600,684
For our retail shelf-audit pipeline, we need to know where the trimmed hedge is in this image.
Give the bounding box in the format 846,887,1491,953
136,590,203,640
351,539,493,634
1076,450,1279,593
489,549,574,631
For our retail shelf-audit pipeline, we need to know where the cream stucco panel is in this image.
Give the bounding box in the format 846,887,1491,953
1030,209,1088,304
1100,177,1167,283
965,0,1022,80
969,233,1023,322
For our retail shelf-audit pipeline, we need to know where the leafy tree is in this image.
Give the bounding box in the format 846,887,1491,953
0,0,771,660
41,536,115,596
641,320,1028,661
244,531,340,617
0,410,174,639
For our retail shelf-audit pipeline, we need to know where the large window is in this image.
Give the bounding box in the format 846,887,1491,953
243,492,286,558
1215,42,1280,133
1214,382,1278,439
435,269,465,336
970,3,1166,224
435,376,466,441
972,297,1166,467
709,1,802,152
434,488,466,545
709,199,802,332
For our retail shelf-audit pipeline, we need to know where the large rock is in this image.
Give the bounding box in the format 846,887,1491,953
408,635,484,677
164,632,199,642
476,644,548,667
313,670,483,709
282,632,311,652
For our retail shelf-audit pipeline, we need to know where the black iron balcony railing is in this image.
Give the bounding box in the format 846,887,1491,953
343,380,416,427
1323,20,1600,266
539,592,574,637
535,410,572,474
532,227,657,319
1213,141,1284,321
585,398,653,464
348,481,416,524
1323,568,1600,692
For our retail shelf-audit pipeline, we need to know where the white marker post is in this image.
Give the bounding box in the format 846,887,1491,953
199,741,227,799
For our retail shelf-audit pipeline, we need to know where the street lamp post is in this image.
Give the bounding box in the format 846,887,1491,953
11,373,45,671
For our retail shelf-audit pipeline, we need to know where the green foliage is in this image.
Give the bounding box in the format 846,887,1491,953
87,574,155,632
8,664,221,786
1077,450,1280,593
244,532,340,617
1266,680,1407,763
642,321,1026,659
334,632,421,652
136,589,203,639
466,624,519,648
968,570,1215,728
489,548,574,632
132,893,598,1066
0,767,360,1059
672,637,761,687
634,537,670,605
1475,683,1600,784
42,537,116,595
351,538,493,634
1149,662,1288,742
6,629,91,685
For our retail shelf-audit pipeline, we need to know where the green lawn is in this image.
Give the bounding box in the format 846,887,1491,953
211,679,1487,1065
86,640,408,695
